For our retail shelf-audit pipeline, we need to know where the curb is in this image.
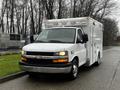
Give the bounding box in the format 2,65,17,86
0,71,27,83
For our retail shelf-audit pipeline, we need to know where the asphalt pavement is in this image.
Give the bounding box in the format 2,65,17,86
0,46,120,90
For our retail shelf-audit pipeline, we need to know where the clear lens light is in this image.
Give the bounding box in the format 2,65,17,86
59,51,66,56
21,50,25,55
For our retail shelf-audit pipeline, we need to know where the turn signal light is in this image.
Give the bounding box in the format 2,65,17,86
53,59,68,63
21,57,27,62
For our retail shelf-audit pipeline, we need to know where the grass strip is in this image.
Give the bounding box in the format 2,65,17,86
0,54,21,77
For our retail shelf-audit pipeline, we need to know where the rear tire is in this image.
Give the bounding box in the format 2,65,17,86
95,53,101,66
69,60,78,80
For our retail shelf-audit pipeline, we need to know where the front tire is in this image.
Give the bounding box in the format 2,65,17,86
27,72,36,78
69,60,78,80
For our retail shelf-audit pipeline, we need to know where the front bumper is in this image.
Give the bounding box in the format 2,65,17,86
20,55,71,74
20,65,72,74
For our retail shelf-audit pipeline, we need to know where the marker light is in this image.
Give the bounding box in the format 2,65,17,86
21,57,27,62
21,50,26,55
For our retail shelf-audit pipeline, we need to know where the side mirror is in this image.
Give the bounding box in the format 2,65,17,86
77,38,82,43
76,38,84,43
33,35,39,40
30,35,39,43
82,34,88,43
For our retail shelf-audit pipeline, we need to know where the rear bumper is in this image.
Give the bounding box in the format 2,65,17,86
20,65,72,74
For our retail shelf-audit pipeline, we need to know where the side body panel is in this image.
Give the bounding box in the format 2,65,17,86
68,44,87,67
84,19,103,66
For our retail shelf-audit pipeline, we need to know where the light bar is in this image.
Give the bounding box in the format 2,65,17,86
44,19,87,28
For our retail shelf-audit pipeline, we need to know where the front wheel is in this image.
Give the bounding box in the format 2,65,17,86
69,61,78,80
27,72,36,78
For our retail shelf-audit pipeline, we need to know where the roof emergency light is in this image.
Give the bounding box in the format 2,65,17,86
43,18,88,29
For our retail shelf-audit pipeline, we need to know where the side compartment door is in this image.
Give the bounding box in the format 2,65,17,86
92,27,97,64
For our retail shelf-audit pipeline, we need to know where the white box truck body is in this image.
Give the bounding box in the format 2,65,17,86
19,17,103,79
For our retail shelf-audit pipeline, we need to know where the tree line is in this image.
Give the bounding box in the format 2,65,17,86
0,0,119,45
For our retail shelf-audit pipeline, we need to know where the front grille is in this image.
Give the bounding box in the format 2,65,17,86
26,58,53,65
26,52,54,56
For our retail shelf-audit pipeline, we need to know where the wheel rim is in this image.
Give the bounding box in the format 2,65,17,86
72,64,78,77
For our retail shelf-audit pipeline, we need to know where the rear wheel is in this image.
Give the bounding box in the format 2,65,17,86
95,53,101,66
69,60,78,80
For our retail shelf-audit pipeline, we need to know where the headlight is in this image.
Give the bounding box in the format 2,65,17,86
55,51,68,56
21,50,26,55
59,51,66,56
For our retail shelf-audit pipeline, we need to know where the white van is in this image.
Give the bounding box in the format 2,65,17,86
19,17,103,79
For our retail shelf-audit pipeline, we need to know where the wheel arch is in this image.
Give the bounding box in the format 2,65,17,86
72,56,79,66
98,51,101,59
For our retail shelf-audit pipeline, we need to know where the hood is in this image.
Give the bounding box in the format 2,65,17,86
23,43,74,52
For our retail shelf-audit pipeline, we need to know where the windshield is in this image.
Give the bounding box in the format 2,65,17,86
35,28,76,43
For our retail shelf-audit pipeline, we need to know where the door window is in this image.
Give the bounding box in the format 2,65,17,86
78,29,83,42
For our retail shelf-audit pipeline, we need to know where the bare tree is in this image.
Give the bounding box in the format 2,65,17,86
0,0,117,36
42,0,55,19
57,0,63,19
37,0,42,33
103,18,118,46
30,0,35,35
67,0,116,21
0,0,6,33
9,0,15,33
6,0,10,33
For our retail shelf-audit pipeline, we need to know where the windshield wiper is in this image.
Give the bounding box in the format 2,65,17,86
34,40,47,43
48,40,64,43
35,40,67,43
